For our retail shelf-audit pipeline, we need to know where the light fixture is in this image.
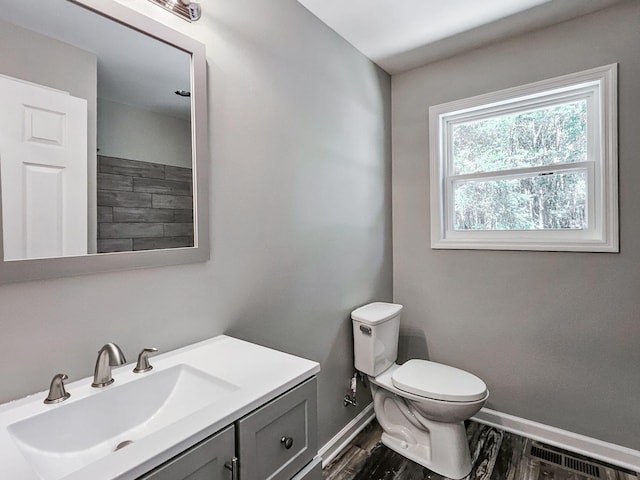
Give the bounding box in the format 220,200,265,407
148,0,202,22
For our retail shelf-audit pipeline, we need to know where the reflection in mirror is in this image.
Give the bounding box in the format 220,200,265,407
0,0,195,261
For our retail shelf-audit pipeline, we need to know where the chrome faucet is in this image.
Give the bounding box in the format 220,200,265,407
133,347,158,373
44,373,71,404
91,343,127,388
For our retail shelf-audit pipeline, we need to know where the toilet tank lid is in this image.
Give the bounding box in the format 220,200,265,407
351,302,403,325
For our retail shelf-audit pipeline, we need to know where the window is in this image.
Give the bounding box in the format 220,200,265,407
429,64,618,252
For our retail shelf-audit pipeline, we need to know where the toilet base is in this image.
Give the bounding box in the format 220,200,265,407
380,423,472,479
373,385,473,479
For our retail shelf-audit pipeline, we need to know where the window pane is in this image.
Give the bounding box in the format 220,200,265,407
453,171,587,231
452,100,587,175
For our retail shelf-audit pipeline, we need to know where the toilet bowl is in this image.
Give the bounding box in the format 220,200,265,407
351,302,488,479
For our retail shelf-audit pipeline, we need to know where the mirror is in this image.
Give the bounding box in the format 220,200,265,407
0,0,209,283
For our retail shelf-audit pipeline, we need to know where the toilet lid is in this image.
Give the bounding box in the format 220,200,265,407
351,302,403,325
391,359,487,402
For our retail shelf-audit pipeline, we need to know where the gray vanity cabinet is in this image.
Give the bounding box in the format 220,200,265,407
237,377,318,480
137,425,235,480
136,377,318,480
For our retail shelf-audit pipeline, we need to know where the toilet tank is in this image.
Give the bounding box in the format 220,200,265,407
351,302,403,376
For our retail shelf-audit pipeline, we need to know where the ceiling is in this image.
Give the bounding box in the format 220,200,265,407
297,0,626,74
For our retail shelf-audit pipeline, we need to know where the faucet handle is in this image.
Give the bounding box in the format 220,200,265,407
133,348,158,373
44,373,71,404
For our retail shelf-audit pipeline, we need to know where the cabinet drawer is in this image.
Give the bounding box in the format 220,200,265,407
237,377,317,480
137,425,235,480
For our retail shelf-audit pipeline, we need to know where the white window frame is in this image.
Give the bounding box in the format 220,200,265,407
429,64,618,252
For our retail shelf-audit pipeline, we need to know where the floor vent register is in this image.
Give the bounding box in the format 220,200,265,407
526,441,602,479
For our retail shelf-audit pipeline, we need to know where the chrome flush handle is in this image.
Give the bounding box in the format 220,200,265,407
133,347,159,373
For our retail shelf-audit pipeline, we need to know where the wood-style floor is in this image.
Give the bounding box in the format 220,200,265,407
323,420,639,480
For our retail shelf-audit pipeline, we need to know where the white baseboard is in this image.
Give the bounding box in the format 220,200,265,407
319,402,375,468
473,408,640,473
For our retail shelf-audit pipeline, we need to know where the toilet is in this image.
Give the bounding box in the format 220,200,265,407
351,302,488,479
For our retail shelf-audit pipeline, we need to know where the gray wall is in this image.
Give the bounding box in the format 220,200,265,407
392,2,639,450
0,19,97,111
98,98,192,168
0,0,391,447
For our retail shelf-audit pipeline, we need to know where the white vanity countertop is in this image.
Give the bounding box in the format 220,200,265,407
0,335,320,480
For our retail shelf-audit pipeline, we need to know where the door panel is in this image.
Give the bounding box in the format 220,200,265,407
0,74,87,260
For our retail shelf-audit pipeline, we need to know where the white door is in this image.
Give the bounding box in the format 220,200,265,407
0,75,87,260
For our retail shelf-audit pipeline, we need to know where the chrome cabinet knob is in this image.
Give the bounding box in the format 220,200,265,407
280,436,293,450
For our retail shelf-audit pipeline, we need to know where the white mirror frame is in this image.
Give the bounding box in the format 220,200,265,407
0,0,209,284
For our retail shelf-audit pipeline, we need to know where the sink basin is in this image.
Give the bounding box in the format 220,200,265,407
8,364,239,480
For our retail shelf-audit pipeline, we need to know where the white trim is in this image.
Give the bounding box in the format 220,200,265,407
319,403,375,468
429,63,618,252
473,408,640,473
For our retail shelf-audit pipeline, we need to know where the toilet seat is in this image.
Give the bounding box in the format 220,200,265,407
391,359,487,402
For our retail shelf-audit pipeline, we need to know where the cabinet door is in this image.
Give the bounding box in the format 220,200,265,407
237,377,318,480
138,425,235,480
291,456,322,480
